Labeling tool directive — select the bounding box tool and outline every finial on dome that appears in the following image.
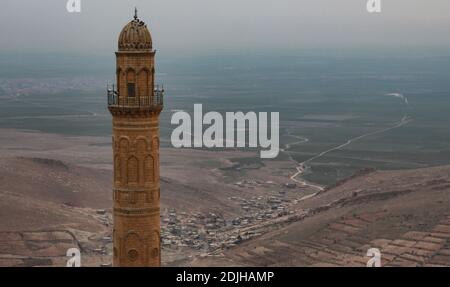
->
[134,7,138,20]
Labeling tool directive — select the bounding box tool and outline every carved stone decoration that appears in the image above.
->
[151,248,158,259]
[144,155,155,184]
[137,138,148,154]
[120,137,129,154]
[127,156,139,184]
[114,155,121,183]
[118,16,152,52]
[152,137,159,153]
[123,231,143,265]
[127,249,139,262]
[109,11,163,267]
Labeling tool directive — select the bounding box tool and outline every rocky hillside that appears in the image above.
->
[193,165,450,267]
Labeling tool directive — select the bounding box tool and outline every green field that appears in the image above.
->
[1,50,450,186]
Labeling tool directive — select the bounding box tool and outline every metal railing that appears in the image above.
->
[107,85,164,108]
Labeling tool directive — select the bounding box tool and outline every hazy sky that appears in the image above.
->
[1,0,450,54]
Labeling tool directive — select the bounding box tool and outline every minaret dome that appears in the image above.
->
[118,9,152,51]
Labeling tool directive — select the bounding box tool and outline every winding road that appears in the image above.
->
[280,133,325,191]
[282,96,412,192]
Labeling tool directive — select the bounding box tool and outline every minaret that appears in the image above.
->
[107,10,163,267]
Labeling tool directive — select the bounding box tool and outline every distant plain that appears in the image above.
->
[1,50,450,186]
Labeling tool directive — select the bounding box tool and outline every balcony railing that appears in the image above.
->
[107,85,164,109]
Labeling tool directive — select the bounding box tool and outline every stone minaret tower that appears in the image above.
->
[107,9,163,267]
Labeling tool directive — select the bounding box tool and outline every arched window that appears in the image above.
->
[138,69,149,98]
[119,138,129,154]
[126,69,136,97]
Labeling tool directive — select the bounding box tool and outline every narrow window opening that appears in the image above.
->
[127,83,136,97]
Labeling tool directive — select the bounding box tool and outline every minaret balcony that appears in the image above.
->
[107,85,164,113]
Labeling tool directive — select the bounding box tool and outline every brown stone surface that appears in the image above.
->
[109,13,163,267]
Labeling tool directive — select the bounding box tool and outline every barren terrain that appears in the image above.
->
[1,128,449,267]
[0,128,311,266]
[193,166,450,266]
